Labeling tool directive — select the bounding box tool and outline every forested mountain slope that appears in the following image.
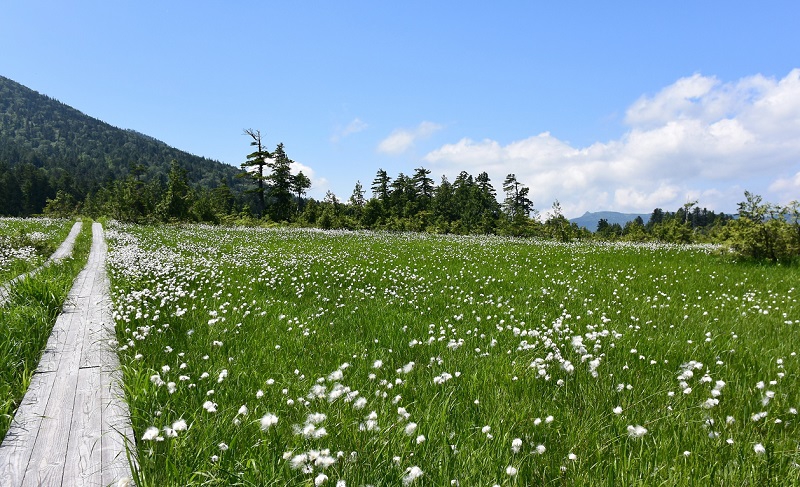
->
[0,75,245,215]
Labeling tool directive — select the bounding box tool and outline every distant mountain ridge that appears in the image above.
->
[570,211,651,231]
[0,74,246,214]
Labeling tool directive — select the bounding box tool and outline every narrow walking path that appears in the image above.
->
[0,222,135,486]
[0,220,83,306]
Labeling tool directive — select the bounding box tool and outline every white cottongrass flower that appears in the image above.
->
[404,422,418,436]
[172,419,188,431]
[217,369,228,383]
[613,406,623,415]
[536,444,546,454]
[142,426,160,441]
[433,372,453,385]
[505,465,518,476]
[627,425,648,438]
[360,411,379,431]
[416,435,426,444]
[218,442,228,451]
[567,453,577,461]
[260,413,279,430]
[511,438,523,453]
[202,400,217,413]
[315,473,328,486]
[754,443,766,454]
[290,453,309,470]
[238,405,249,416]
[403,466,423,485]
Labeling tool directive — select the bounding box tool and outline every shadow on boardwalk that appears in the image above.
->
[0,222,136,486]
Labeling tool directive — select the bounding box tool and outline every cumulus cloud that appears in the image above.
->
[378,121,443,154]
[424,69,800,217]
[290,160,315,178]
[331,118,368,142]
[769,171,800,201]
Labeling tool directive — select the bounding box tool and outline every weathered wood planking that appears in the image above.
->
[0,222,135,487]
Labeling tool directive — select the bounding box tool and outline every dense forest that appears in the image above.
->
[0,75,252,216]
[2,75,799,261]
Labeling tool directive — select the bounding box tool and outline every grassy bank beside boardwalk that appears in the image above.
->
[0,220,92,439]
[0,218,74,284]
[106,223,800,486]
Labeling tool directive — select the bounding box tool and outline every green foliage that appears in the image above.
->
[267,143,294,222]
[107,223,800,485]
[0,220,92,438]
[0,75,248,216]
[157,161,192,222]
[725,192,800,263]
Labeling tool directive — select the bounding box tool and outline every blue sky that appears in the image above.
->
[2,1,799,217]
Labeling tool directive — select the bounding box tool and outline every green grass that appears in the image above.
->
[0,219,93,439]
[0,217,74,283]
[106,224,800,486]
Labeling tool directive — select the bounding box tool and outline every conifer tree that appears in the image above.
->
[240,128,271,217]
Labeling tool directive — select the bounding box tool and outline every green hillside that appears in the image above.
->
[0,75,247,216]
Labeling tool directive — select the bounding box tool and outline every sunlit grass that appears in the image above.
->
[107,224,800,485]
[0,217,73,283]
[0,219,92,438]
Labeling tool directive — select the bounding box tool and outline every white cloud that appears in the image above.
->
[289,160,331,200]
[769,172,800,201]
[331,118,368,142]
[290,160,314,178]
[424,69,800,217]
[378,121,443,154]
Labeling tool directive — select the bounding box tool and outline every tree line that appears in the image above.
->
[5,122,800,262]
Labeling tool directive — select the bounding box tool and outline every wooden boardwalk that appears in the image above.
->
[0,221,83,307]
[0,222,135,486]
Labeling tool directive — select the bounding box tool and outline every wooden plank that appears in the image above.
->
[64,366,103,486]
[49,221,83,262]
[0,370,56,486]
[21,346,81,485]
[101,365,135,487]
[80,256,106,369]
[96,223,136,486]
[0,221,135,486]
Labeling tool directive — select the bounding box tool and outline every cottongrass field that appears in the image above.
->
[105,223,800,486]
[0,218,92,438]
[0,217,74,283]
